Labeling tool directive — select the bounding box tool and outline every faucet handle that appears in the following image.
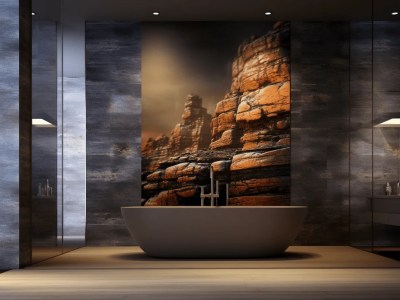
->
[199,185,206,206]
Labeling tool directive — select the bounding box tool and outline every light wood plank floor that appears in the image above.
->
[28,246,400,269]
[0,247,399,299]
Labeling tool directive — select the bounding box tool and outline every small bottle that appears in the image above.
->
[46,179,50,196]
[386,182,392,196]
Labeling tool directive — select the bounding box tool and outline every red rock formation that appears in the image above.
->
[231,22,290,93]
[142,21,291,206]
[210,93,241,150]
[230,148,290,171]
[142,94,212,172]
[145,186,197,206]
[169,94,212,153]
[142,134,170,172]
[228,195,289,206]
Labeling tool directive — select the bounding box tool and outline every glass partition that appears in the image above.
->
[32,0,86,263]
[350,0,400,259]
[31,0,62,263]
[371,14,400,258]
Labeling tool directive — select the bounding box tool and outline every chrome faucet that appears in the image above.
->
[200,167,229,206]
[200,167,219,206]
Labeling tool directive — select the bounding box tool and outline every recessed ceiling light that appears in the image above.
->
[392,11,399,15]
[31,12,36,16]
[153,12,160,16]
[265,12,272,16]
[32,119,55,128]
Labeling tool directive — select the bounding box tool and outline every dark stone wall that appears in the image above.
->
[83,21,399,247]
[291,22,350,245]
[0,0,21,271]
[349,21,373,247]
[0,0,31,269]
[19,0,33,268]
[371,21,400,247]
[86,22,142,245]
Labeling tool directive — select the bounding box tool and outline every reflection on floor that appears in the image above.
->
[31,247,63,264]
[31,246,82,264]
[0,246,399,299]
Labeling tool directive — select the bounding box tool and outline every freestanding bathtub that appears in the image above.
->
[121,206,306,258]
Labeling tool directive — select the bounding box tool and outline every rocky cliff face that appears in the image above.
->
[142,94,212,173]
[211,22,290,152]
[142,22,290,206]
[170,94,212,154]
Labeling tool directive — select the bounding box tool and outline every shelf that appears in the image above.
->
[33,196,56,200]
[371,197,400,226]
[371,196,400,199]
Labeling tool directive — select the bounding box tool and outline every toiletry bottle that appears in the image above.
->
[386,182,392,196]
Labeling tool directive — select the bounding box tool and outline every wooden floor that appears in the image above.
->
[28,246,400,269]
[0,246,400,299]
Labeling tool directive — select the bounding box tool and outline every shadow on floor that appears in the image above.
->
[111,251,320,262]
[375,251,400,261]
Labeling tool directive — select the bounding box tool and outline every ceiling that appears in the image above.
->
[33,0,400,21]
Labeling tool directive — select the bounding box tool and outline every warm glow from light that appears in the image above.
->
[32,119,55,127]
[153,12,160,16]
[375,118,400,127]
[32,12,36,16]
[392,12,399,15]
[265,12,272,15]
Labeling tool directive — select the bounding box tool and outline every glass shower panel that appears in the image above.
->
[32,19,62,263]
[349,20,373,250]
[372,19,400,257]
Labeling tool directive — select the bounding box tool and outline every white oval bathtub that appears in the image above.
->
[121,206,306,258]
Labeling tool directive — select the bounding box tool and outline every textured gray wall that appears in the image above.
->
[63,77,86,247]
[291,22,350,245]
[61,6,86,248]
[86,22,141,245]
[349,21,373,247]
[0,0,31,269]
[0,0,21,271]
[371,21,400,247]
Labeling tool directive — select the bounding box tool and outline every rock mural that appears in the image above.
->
[142,22,290,206]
